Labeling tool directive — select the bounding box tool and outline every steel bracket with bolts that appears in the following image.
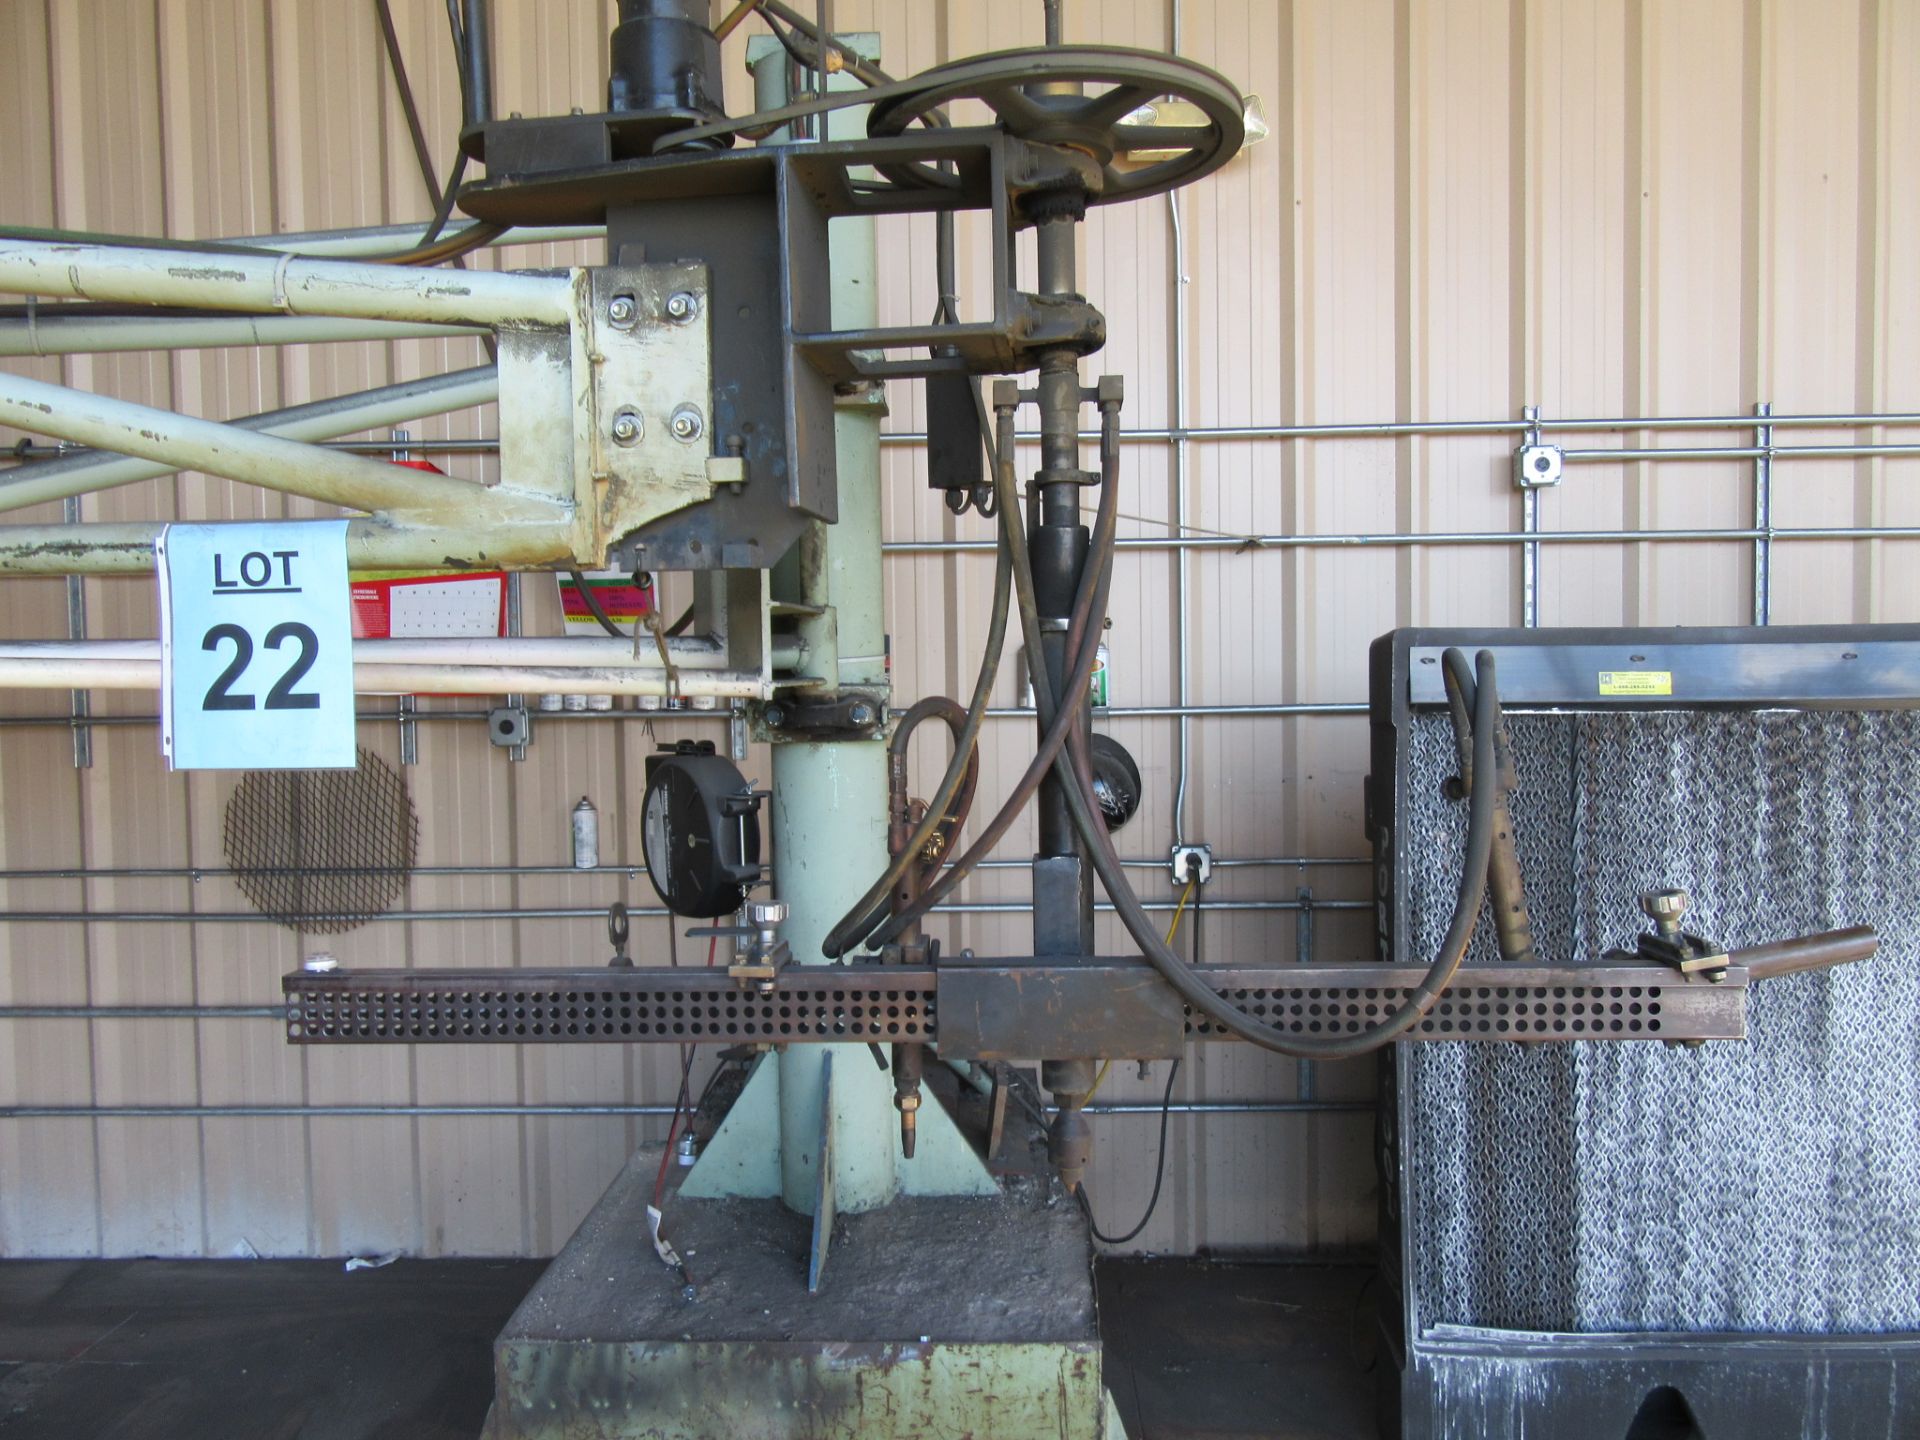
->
[492,261,719,574]
[756,691,887,743]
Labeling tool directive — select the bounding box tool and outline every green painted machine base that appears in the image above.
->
[483,1148,1111,1440]
[681,1047,999,1207]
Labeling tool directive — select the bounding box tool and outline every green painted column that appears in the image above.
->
[681,36,993,1215]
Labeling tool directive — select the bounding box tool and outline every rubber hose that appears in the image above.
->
[862,400,1120,948]
[1003,452,1502,1057]
[888,695,982,884]
[821,522,1014,958]
[1060,650,1500,1059]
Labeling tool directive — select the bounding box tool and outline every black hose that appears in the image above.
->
[1001,426,1501,1056]
[570,569,627,639]
[1058,649,1499,1059]
[860,398,1120,949]
[1078,1056,1179,1246]
[822,518,1014,958]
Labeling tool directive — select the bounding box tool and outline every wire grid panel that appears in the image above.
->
[224,747,419,934]
[1400,709,1920,1334]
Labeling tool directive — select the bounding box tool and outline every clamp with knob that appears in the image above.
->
[728,900,790,996]
[1629,887,1730,980]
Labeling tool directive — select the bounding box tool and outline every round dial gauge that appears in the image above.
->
[640,746,761,918]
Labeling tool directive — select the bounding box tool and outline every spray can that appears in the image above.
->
[571,796,599,870]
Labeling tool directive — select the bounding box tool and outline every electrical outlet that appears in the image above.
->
[1169,843,1212,886]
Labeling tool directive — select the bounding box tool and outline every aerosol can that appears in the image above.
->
[571,796,599,870]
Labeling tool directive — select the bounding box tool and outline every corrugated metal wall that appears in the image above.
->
[1,0,1915,1258]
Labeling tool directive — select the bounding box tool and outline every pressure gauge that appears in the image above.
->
[1088,732,1142,832]
[640,742,762,918]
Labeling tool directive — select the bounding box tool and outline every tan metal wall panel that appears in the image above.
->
[1,1,1915,1259]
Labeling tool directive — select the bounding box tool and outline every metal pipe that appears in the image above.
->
[1082,1113,1367,1121]
[1732,925,1878,981]
[0,1104,679,1119]
[0,655,774,701]
[0,515,576,575]
[1520,405,1541,627]
[219,220,600,257]
[62,492,89,768]
[0,1100,1369,1120]
[0,1005,281,1019]
[460,0,494,129]
[872,411,1920,443]
[1168,0,1194,846]
[0,240,570,327]
[1564,443,1920,461]
[1754,402,1774,625]
[0,313,480,358]
[0,636,794,671]
[884,525,1920,556]
[989,703,1365,717]
[15,411,1907,461]
[0,371,524,516]
[20,404,1909,457]
[0,856,1363,882]
[0,701,1371,728]
[0,898,1368,924]
[0,366,499,513]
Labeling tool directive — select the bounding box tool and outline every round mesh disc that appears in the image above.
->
[224,747,418,934]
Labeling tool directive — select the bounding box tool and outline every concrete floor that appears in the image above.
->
[0,1255,1375,1438]
[1098,1258,1376,1440]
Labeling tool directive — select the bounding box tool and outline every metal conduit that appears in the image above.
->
[0,855,1365,882]
[885,525,1920,555]
[0,898,1369,924]
[0,700,1369,730]
[9,410,1920,464]
[0,1100,1367,1120]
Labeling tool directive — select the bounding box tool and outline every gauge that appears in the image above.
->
[1088,732,1142,832]
[640,741,762,918]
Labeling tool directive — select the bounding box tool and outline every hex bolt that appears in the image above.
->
[665,291,699,323]
[608,294,637,326]
[1641,888,1690,940]
[669,405,705,443]
[611,409,643,446]
[848,701,875,728]
[763,704,787,729]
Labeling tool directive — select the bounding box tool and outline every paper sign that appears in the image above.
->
[157,520,356,770]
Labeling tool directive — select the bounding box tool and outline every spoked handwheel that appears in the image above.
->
[865,46,1246,207]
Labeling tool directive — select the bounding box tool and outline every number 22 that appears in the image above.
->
[202,622,322,711]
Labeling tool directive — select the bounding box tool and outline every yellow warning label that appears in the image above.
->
[1598,670,1673,697]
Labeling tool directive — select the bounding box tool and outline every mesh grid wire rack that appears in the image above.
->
[224,747,418,933]
[1368,625,1920,1440]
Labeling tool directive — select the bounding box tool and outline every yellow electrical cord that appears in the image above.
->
[1085,874,1198,1103]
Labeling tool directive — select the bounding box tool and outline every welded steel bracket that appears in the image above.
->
[939,959,1185,1061]
[494,261,718,569]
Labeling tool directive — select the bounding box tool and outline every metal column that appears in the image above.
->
[681,35,992,1214]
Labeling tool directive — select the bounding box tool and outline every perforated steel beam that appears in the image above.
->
[282,959,1752,1047]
